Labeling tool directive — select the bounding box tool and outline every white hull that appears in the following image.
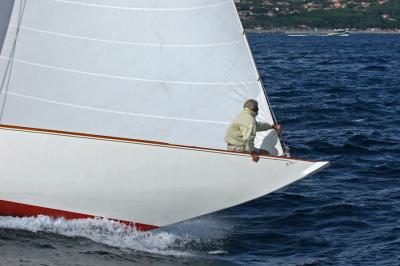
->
[0,125,329,228]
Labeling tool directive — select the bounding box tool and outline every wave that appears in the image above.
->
[362,65,388,71]
[0,215,226,257]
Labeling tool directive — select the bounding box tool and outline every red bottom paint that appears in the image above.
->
[0,199,159,231]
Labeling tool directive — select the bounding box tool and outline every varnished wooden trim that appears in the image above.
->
[0,124,320,163]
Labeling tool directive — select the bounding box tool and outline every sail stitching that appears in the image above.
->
[10,25,243,48]
[3,91,230,125]
[0,56,257,86]
[51,0,231,11]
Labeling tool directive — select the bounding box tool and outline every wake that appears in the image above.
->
[0,215,228,256]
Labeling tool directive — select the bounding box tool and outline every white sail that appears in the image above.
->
[0,0,283,155]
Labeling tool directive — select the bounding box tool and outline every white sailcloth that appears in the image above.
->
[0,0,283,155]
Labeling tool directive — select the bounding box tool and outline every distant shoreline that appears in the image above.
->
[245,29,400,34]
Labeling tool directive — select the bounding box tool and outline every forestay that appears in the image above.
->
[0,0,284,155]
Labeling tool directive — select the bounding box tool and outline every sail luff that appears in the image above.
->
[242,32,288,155]
[228,0,285,155]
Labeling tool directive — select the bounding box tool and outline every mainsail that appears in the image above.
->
[0,0,284,155]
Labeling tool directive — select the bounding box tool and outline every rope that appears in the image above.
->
[0,0,27,123]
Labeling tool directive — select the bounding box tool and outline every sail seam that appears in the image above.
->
[51,0,231,11]
[3,91,230,125]
[0,56,257,86]
[10,25,243,48]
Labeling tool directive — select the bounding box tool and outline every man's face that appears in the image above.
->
[253,104,259,114]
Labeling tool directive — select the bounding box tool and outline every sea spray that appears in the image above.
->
[0,216,189,256]
[0,215,227,257]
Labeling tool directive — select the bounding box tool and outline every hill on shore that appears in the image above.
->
[235,0,400,30]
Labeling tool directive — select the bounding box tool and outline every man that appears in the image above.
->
[225,99,282,162]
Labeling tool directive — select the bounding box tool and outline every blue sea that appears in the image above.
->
[1,33,399,265]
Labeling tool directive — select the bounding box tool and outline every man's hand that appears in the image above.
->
[273,124,283,134]
[251,152,259,163]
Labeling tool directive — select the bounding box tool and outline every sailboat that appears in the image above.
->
[0,0,329,231]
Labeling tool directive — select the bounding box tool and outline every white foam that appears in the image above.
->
[208,250,228,255]
[0,216,190,256]
[0,215,228,257]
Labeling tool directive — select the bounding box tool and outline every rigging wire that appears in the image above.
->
[0,0,27,123]
[257,73,291,157]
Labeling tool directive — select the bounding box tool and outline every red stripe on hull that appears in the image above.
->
[0,199,159,231]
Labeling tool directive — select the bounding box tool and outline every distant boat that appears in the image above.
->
[0,0,329,230]
[287,34,310,37]
[327,29,350,36]
[286,28,318,37]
